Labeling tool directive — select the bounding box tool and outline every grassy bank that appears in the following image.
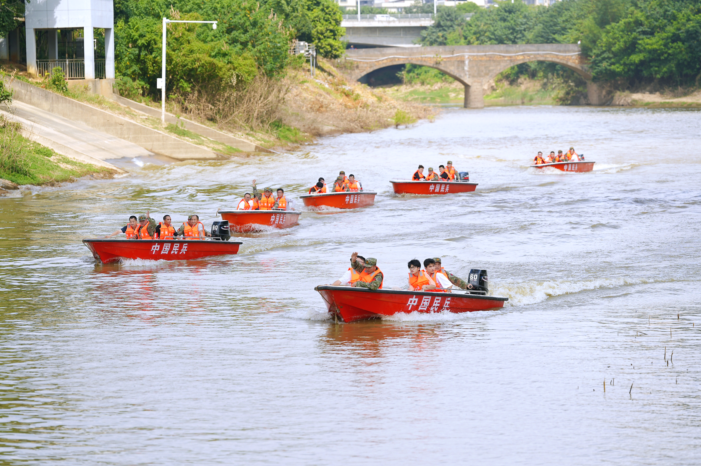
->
[0,117,114,187]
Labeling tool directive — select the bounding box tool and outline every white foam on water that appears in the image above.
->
[593,162,638,173]
[381,308,500,323]
[118,258,173,267]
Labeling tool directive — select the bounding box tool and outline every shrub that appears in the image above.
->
[45,67,69,93]
[392,109,416,128]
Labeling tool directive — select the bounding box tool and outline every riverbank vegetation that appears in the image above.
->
[377,0,700,106]
[0,116,113,187]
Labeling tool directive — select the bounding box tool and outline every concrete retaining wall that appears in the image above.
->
[3,77,221,161]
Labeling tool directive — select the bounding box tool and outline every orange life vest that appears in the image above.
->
[408,270,433,291]
[348,267,360,284]
[183,221,204,239]
[138,224,153,240]
[426,171,439,181]
[447,167,457,180]
[348,181,360,192]
[158,222,175,240]
[340,176,349,184]
[309,185,327,194]
[238,198,252,210]
[359,268,383,289]
[276,196,287,210]
[333,183,346,193]
[534,156,545,165]
[413,171,426,181]
[260,195,275,210]
[429,271,448,292]
[125,225,137,239]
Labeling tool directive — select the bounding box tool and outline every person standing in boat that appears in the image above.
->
[434,257,469,290]
[273,188,288,211]
[446,161,458,180]
[156,215,176,240]
[425,167,440,181]
[350,255,384,290]
[332,253,366,286]
[412,165,426,180]
[105,215,139,239]
[177,215,207,239]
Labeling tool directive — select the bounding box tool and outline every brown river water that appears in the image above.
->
[0,106,699,464]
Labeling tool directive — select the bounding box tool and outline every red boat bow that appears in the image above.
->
[218,209,301,232]
[315,285,508,323]
[83,239,242,263]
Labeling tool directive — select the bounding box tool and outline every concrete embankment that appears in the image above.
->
[3,77,223,161]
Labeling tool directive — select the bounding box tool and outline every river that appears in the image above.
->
[0,106,699,464]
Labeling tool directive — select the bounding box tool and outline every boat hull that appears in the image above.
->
[531,161,595,172]
[300,192,376,209]
[218,210,301,232]
[82,239,242,263]
[390,180,478,195]
[315,286,507,323]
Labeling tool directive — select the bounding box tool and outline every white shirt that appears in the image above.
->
[434,272,453,289]
[237,199,253,210]
[337,269,353,285]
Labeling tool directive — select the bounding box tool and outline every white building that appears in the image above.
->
[22,0,115,80]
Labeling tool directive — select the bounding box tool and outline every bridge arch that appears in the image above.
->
[484,56,592,83]
[358,61,469,87]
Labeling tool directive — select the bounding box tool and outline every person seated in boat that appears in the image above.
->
[545,151,556,163]
[533,151,546,165]
[425,167,440,181]
[237,193,254,210]
[434,257,469,290]
[252,192,261,210]
[347,174,362,192]
[178,215,207,239]
[309,181,326,194]
[338,171,350,184]
[424,258,453,292]
[566,147,580,161]
[438,165,451,181]
[332,177,349,193]
[332,253,366,286]
[556,150,566,162]
[350,256,384,290]
[273,188,288,211]
[135,214,157,240]
[413,165,426,181]
[446,161,458,180]
[156,215,176,240]
[105,215,139,239]
[407,259,437,292]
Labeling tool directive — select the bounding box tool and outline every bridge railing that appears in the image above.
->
[342,13,472,21]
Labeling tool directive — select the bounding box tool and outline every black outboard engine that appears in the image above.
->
[467,269,488,293]
[458,171,470,182]
[211,221,231,241]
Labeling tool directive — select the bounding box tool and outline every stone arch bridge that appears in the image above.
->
[337,44,603,108]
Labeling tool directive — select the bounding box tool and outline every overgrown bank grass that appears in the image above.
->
[0,118,113,185]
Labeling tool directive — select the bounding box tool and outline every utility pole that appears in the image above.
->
[357,0,360,21]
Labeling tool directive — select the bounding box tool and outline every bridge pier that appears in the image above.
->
[586,81,606,105]
[464,83,484,109]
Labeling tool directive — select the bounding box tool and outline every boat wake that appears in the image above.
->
[381,308,502,322]
[593,163,639,173]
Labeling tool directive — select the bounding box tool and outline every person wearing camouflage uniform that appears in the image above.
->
[351,254,383,290]
[136,214,157,239]
[176,214,209,238]
[435,257,469,290]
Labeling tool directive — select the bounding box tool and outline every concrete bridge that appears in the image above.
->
[336,44,604,108]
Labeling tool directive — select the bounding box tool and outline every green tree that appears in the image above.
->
[456,2,481,15]
[0,0,24,39]
[420,8,468,46]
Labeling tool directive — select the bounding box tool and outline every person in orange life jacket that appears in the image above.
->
[273,188,288,210]
[566,147,580,161]
[338,171,350,184]
[309,181,326,194]
[556,150,566,162]
[253,183,275,210]
[424,258,453,291]
[106,215,138,238]
[155,215,176,240]
[319,177,327,191]
[425,167,439,181]
[237,193,254,210]
[347,174,362,192]
[135,214,156,239]
[446,161,458,180]
[350,254,383,290]
[332,253,366,286]
[332,177,349,192]
[533,151,546,165]
[438,165,451,180]
[252,192,261,210]
[413,165,426,180]
[544,151,555,163]
[177,214,207,239]
[407,259,437,292]
[434,257,469,290]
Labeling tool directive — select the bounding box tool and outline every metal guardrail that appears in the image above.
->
[341,13,471,20]
[36,59,106,79]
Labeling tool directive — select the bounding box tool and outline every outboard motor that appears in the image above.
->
[211,221,231,241]
[458,171,470,182]
[467,269,488,293]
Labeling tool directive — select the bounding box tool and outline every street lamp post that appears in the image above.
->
[160,18,218,125]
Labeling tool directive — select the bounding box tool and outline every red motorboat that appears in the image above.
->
[83,239,242,263]
[218,209,301,232]
[300,192,376,210]
[390,180,478,195]
[531,161,595,172]
[315,285,508,323]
